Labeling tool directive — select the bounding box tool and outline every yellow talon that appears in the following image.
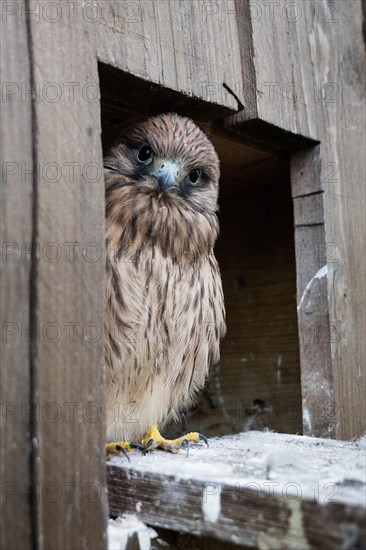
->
[106,441,133,456]
[141,424,208,454]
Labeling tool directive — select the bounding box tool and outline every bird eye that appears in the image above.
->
[137,145,153,163]
[188,168,201,184]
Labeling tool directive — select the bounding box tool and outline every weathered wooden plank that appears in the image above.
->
[316,0,366,440]
[292,177,335,438]
[27,2,108,548]
[0,2,33,548]
[107,432,366,549]
[294,223,336,438]
[291,150,337,438]
[94,0,242,113]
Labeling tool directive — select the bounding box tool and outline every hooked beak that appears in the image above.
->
[151,159,180,191]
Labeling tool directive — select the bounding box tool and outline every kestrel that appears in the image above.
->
[104,113,226,455]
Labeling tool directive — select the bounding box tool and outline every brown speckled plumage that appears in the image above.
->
[104,113,226,442]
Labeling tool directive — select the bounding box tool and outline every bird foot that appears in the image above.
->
[141,424,208,455]
[106,441,143,461]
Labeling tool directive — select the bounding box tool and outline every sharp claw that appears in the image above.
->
[115,445,130,462]
[199,433,209,447]
[142,438,155,456]
[130,442,145,452]
[181,439,190,457]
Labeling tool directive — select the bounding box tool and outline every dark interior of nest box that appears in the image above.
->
[99,62,302,437]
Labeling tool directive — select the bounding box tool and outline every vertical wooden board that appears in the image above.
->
[319,1,366,439]
[0,3,33,548]
[94,0,242,112]
[294,220,336,438]
[28,2,108,548]
[326,189,366,440]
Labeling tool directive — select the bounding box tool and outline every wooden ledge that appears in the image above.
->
[107,431,366,549]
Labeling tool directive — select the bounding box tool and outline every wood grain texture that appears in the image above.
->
[294,219,336,438]
[318,0,365,440]
[27,2,108,548]
[107,432,366,549]
[0,2,33,547]
[94,0,242,112]
[292,150,336,438]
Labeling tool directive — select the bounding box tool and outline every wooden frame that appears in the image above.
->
[1,1,364,548]
[108,432,366,549]
[1,2,108,548]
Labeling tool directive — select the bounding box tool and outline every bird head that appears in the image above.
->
[104,113,220,215]
[105,113,221,261]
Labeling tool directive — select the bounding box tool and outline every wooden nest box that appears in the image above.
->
[1,1,365,549]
